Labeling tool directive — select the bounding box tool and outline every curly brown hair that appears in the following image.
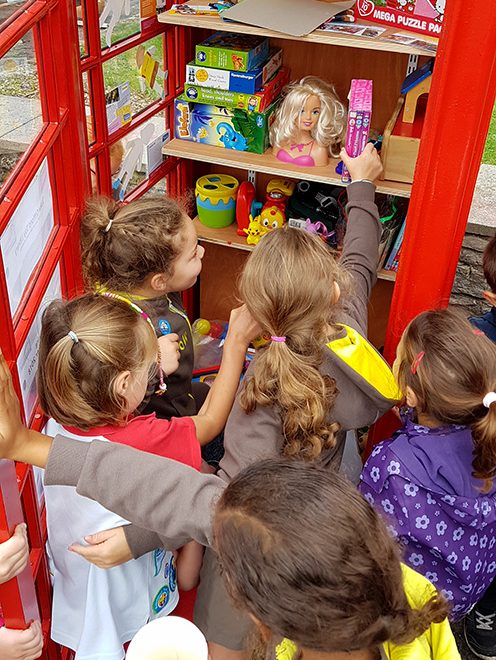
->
[395,308,496,492]
[238,226,351,460]
[214,459,449,656]
[80,195,186,292]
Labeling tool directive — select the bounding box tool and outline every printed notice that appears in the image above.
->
[16,266,61,422]
[0,158,54,316]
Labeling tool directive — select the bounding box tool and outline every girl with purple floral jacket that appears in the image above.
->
[359,309,496,621]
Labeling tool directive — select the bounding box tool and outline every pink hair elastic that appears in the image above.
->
[271,336,286,343]
[410,351,425,375]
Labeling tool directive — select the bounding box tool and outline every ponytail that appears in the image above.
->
[472,396,496,492]
[239,339,339,459]
[80,195,186,292]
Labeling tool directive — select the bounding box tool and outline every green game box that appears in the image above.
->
[195,32,270,73]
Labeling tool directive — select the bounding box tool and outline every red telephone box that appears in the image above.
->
[0,0,495,656]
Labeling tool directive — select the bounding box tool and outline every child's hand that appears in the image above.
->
[0,620,43,659]
[340,143,383,182]
[225,305,262,348]
[158,333,180,376]
[0,524,29,584]
[69,526,132,569]
[0,351,30,462]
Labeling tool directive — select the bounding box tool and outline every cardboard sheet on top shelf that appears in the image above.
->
[222,0,355,38]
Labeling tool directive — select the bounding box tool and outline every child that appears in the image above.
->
[0,145,400,657]
[36,293,257,660]
[359,308,496,624]
[0,524,43,660]
[80,195,223,462]
[470,232,496,341]
[214,458,460,660]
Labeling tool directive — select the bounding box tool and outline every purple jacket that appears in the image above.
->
[359,411,496,620]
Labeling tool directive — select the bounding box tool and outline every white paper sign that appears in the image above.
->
[16,266,61,422]
[0,158,54,316]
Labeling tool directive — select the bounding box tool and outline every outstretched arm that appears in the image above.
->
[0,351,224,548]
[191,305,261,445]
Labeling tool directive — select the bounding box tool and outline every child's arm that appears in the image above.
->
[0,351,224,549]
[191,305,261,446]
[339,144,383,332]
[176,541,204,591]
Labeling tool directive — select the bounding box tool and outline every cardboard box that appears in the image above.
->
[184,66,290,113]
[185,48,283,94]
[174,94,279,154]
[195,32,270,72]
[354,0,444,36]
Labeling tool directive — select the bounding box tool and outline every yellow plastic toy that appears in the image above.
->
[259,206,285,231]
[244,214,269,245]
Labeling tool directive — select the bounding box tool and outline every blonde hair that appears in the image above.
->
[80,195,187,292]
[238,227,350,459]
[270,76,346,157]
[396,308,496,492]
[37,294,157,430]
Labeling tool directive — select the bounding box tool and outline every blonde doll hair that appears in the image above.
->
[238,226,351,460]
[270,76,346,157]
[37,294,157,430]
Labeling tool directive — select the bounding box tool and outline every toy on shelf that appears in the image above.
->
[286,180,343,248]
[236,178,295,237]
[186,49,282,94]
[244,214,268,245]
[195,174,239,228]
[381,58,434,184]
[195,32,269,72]
[174,95,278,154]
[341,79,373,183]
[354,0,444,36]
[270,76,346,168]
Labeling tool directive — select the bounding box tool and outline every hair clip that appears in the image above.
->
[410,351,425,375]
[271,336,286,343]
[483,392,496,408]
[104,219,113,233]
[472,328,486,336]
[67,330,79,344]
[99,291,167,395]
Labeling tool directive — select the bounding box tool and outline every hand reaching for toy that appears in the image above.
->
[0,524,29,584]
[158,333,180,376]
[340,142,383,183]
[224,304,262,349]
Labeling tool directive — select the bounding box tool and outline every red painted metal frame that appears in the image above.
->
[383,0,496,363]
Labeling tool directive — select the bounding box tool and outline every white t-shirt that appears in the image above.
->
[43,420,179,660]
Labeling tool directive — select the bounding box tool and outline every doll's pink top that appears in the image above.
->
[276,140,316,167]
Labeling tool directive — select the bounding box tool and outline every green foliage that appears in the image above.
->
[482,103,496,166]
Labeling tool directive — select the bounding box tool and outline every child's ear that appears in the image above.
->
[483,290,496,307]
[405,385,419,409]
[331,281,341,304]
[114,371,131,398]
[149,272,169,293]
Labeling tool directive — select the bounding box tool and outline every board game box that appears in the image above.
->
[354,0,444,36]
[195,32,270,72]
[185,48,282,94]
[184,67,290,113]
[174,94,279,154]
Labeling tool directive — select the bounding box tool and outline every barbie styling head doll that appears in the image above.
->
[270,76,346,168]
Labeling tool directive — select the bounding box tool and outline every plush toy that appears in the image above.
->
[271,76,346,168]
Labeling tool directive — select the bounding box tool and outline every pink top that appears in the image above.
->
[276,140,316,167]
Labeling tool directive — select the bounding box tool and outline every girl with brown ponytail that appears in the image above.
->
[215,459,459,660]
[360,308,496,623]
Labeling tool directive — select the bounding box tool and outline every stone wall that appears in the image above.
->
[450,228,493,317]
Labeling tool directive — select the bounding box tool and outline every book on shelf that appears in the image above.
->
[383,218,406,272]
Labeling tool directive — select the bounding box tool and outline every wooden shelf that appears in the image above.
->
[157,11,437,57]
[194,217,397,282]
[164,139,412,198]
